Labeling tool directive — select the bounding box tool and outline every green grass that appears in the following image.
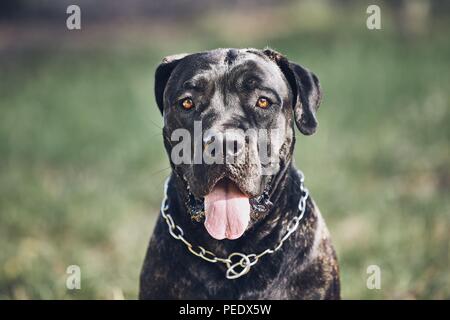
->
[0,7,449,299]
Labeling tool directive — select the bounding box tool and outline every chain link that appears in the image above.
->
[160,171,309,279]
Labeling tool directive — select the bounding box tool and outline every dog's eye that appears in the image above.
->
[179,98,195,110]
[256,97,271,109]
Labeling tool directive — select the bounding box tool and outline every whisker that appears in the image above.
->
[149,166,171,177]
[148,118,163,131]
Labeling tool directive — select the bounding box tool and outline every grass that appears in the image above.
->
[0,5,449,299]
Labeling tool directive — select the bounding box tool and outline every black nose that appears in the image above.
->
[203,131,244,159]
[203,132,216,148]
[203,132,221,159]
[224,131,244,156]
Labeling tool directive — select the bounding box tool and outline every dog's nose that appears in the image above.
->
[203,132,220,148]
[203,131,244,160]
[224,131,244,156]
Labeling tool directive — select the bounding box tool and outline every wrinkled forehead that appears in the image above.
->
[170,49,286,88]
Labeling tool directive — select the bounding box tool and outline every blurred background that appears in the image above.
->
[0,0,448,299]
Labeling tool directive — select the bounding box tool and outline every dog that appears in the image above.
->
[139,48,340,299]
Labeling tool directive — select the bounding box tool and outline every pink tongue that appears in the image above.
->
[204,180,250,240]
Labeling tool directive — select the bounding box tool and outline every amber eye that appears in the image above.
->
[256,97,271,109]
[180,98,195,110]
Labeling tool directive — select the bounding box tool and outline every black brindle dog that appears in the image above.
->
[139,48,340,299]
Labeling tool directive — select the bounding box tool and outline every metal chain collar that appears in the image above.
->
[160,171,309,279]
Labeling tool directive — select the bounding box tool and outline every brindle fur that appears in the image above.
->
[139,48,340,299]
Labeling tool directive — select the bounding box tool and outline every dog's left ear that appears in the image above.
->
[155,53,190,115]
[263,49,322,135]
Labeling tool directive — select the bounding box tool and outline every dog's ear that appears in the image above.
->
[155,53,190,115]
[263,49,322,135]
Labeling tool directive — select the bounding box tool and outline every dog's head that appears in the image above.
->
[155,48,322,240]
